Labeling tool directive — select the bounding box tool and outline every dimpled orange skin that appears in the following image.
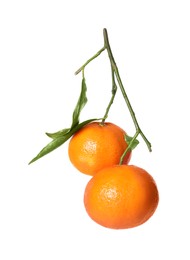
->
[68,122,131,175]
[84,165,159,229]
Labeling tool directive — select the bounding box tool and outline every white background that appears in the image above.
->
[0,0,190,259]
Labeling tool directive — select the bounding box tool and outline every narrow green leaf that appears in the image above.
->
[28,134,71,165]
[29,118,99,164]
[46,128,70,139]
[124,134,139,150]
[45,77,87,140]
[71,77,87,128]
[70,118,99,133]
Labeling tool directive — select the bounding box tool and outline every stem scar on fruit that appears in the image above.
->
[29,28,151,165]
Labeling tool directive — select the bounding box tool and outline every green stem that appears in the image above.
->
[75,47,105,75]
[103,28,152,152]
[119,131,139,164]
[101,64,117,123]
[103,29,139,130]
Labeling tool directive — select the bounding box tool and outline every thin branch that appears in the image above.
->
[75,47,105,75]
[103,28,152,152]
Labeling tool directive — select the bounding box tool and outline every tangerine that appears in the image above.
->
[84,165,159,229]
[68,122,131,175]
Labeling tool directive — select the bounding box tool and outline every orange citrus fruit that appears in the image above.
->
[68,122,131,175]
[84,165,159,229]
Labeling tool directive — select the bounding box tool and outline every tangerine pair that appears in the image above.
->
[68,122,159,229]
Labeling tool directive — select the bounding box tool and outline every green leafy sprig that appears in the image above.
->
[29,28,151,165]
[29,76,98,164]
[74,29,152,163]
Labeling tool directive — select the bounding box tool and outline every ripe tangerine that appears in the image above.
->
[84,165,159,229]
[68,122,131,175]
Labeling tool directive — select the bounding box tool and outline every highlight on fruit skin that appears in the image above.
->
[84,165,159,229]
[68,122,132,176]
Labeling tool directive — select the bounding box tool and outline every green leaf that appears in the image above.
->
[29,74,99,165]
[124,134,139,150]
[70,118,99,133]
[71,77,87,129]
[29,118,99,164]
[28,134,71,165]
[46,128,70,139]
[44,77,87,140]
